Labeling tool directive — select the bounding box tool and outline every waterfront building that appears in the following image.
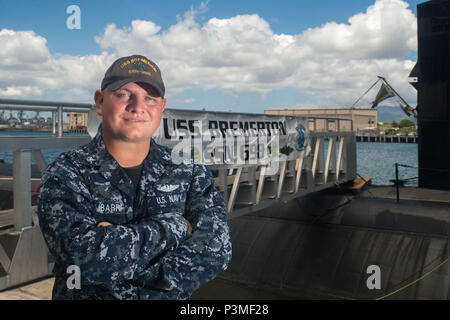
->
[67,112,88,129]
[264,107,377,133]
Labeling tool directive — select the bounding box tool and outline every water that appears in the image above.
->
[0,131,88,137]
[0,131,418,186]
[356,142,418,186]
[0,130,88,166]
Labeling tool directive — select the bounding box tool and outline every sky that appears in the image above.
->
[0,0,424,114]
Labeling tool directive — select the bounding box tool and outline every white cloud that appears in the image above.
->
[301,0,417,60]
[0,86,42,97]
[0,29,50,67]
[0,29,114,100]
[0,0,418,108]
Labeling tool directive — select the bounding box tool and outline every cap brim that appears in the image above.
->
[106,78,164,97]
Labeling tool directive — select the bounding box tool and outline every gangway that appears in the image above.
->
[212,128,355,219]
[0,99,356,291]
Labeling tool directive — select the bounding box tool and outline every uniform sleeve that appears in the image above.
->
[37,163,190,285]
[136,164,232,298]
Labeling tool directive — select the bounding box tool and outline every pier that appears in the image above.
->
[0,98,447,301]
[356,134,417,143]
[0,98,357,291]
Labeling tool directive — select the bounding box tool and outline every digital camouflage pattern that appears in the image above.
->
[37,132,232,299]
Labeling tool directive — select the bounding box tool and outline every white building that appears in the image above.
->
[264,107,377,133]
[67,112,88,129]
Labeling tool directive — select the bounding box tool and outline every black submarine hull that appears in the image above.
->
[195,187,450,300]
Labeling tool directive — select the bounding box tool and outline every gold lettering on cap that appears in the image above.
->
[120,57,157,73]
[128,69,152,76]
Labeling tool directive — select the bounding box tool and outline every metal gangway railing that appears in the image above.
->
[213,118,356,219]
[0,98,356,291]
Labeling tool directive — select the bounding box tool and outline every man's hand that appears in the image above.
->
[97,221,112,228]
[97,218,192,235]
[185,218,192,236]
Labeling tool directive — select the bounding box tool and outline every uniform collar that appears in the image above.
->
[148,138,173,165]
[139,138,173,187]
[86,132,173,191]
[87,131,173,165]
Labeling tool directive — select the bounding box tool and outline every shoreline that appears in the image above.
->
[0,128,87,133]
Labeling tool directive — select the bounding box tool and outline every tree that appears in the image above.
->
[391,120,399,128]
[399,119,415,128]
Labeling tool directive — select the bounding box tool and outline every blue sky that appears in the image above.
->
[0,0,423,113]
[1,0,421,55]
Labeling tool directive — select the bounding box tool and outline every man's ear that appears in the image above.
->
[161,98,167,112]
[94,90,104,116]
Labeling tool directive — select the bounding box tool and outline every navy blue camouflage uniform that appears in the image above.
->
[37,131,232,299]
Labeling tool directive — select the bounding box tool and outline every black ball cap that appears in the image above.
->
[101,55,165,98]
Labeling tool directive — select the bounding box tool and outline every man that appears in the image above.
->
[37,54,232,299]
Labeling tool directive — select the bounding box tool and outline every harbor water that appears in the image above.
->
[357,141,418,186]
[0,131,418,186]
